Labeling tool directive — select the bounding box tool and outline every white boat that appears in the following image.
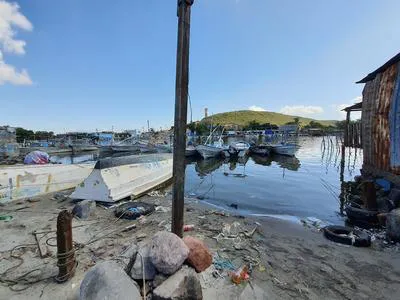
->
[185,145,198,157]
[196,126,227,159]
[196,144,223,159]
[0,163,94,203]
[270,143,297,156]
[230,141,250,157]
[71,153,172,202]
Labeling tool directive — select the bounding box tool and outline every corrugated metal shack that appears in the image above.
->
[356,52,400,183]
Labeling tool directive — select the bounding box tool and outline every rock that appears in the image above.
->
[239,283,266,300]
[130,243,156,280]
[72,200,96,219]
[152,274,168,289]
[149,231,189,275]
[119,244,138,273]
[389,188,400,208]
[377,213,388,226]
[183,236,212,272]
[386,209,400,242]
[152,266,202,300]
[377,197,395,213]
[79,261,141,300]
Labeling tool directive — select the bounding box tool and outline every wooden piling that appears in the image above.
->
[362,180,377,211]
[56,210,75,282]
[172,0,194,237]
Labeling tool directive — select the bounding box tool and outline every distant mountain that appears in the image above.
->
[200,110,337,127]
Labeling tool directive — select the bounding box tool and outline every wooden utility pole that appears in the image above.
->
[172,0,194,237]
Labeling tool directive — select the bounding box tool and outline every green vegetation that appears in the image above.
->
[16,127,55,143]
[201,110,336,128]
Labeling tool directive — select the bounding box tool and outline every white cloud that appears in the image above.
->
[248,105,266,112]
[334,96,362,120]
[280,105,324,116]
[0,0,33,85]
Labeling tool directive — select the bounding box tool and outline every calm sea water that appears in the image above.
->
[51,137,362,224]
[185,137,362,224]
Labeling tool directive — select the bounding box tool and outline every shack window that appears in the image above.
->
[390,62,400,167]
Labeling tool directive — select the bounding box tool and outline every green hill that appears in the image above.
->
[200,110,337,127]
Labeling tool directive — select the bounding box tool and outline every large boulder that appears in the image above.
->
[149,231,189,275]
[79,261,141,300]
[130,243,156,280]
[153,266,202,300]
[386,209,400,242]
[183,236,212,272]
[72,200,96,219]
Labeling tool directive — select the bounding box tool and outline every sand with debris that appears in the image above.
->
[1,189,400,300]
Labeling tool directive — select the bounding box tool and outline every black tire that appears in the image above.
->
[345,206,378,223]
[114,202,155,220]
[323,225,371,247]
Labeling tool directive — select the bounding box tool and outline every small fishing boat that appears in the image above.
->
[196,144,223,159]
[229,141,251,157]
[185,144,198,157]
[196,127,226,159]
[71,153,172,202]
[269,142,297,156]
[249,144,271,156]
[0,163,94,203]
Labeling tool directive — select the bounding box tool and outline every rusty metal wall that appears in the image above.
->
[362,63,400,175]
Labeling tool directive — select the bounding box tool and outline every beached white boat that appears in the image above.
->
[270,143,297,156]
[71,153,172,202]
[0,163,94,203]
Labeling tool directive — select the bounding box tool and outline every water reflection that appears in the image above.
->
[185,137,363,224]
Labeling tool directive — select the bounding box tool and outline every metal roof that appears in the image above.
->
[341,102,362,112]
[357,52,400,84]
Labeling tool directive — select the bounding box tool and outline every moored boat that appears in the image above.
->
[195,144,222,159]
[185,144,198,157]
[249,144,271,156]
[70,153,172,202]
[270,143,297,156]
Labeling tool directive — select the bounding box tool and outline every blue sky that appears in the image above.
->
[1,0,400,133]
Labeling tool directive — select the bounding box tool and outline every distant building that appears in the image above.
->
[0,126,19,158]
[279,124,298,134]
[204,107,208,118]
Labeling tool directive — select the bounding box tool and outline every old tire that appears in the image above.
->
[345,206,378,223]
[114,202,155,220]
[323,225,371,247]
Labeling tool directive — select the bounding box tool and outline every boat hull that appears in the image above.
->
[0,163,94,203]
[270,144,296,156]
[71,153,173,202]
[195,145,222,159]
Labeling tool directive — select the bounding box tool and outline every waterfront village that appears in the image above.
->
[2,53,400,299]
[2,2,400,300]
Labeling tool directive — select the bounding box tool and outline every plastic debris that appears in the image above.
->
[230,265,249,284]
[183,224,195,232]
[24,151,49,165]
[0,215,13,221]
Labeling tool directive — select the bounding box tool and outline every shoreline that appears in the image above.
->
[1,190,400,299]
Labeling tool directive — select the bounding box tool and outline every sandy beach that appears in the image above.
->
[1,189,400,300]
